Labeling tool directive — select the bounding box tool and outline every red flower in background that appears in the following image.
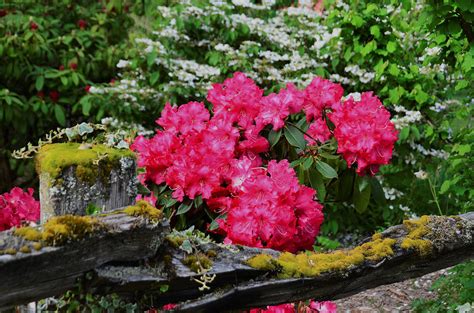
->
[0,187,40,231]
[49,90,60,102]
[37,90,45,99]
[30,21,38,31]
[0,9,7,17]
[77,19,87,29]
[58,65,65,71]
[69,63,77,70]
[84,85,91,93]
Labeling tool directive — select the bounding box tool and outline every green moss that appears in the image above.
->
[4,248,17,255]
[248,216,437,278]
[182,253,213,273]
[246,254,276,271]
[247,237,397,278]
[166,235,185,248]
[123,201,163,222]
[401,215,432,255]
[41,215,105,246]
[20,245,31,253]
[35,143,135,182]
[206,249,217,258]
[32,242,42,251]
[14,226,42,241]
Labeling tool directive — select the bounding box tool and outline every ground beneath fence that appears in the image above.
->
[334,268,449,312]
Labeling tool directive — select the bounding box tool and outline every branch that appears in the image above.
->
[0,213,472,311]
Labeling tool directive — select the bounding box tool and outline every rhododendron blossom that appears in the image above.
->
[0,187,40,231]
[249,300,337,313]
[132,72,397,254]
[329,92,398,175]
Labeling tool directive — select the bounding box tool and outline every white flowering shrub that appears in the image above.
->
[83,0,472,233]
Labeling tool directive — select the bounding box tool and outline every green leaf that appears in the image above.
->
[315,160,338,179]
[415,89,429,104]
[358,176,370,192]
[35,76,44,91]
[386,41,397,53]
[150,72,160,85]
[60,76,68,86]
[370,177,386,205]
[351,15,365,28]
[82,99,92,116]
[209,213,227,231]
[309,168,326,201]
[388,64,400,76]
[72,73,79,86]
[353,178,371,213]
[54,105,66,126]
[370,25,381,38]
[302,157,314,170]
[440,180,451,194]
[284,125,306,150]
[268,129,282,148]
[176,202,192,215]
[159,285,169,293]
[399,127,410,141]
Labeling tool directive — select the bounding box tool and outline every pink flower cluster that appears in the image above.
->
[329,92,398,175]
[132,72,397,251]
[0,187,40,231]
[250,300,337,313]
[132,73,324,252]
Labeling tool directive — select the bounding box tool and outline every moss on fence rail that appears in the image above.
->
[247,215,473,278]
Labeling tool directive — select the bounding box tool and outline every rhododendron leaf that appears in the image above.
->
[164,198,177,208]
[209,213,227,231]
[268,129,282,148]
[150,72,160,85]
[309,168,326,201]
[193,196,203,208]
[302,157,314,170]
[318,152,340,160]
[315,160,337,179]
[370,177,386,205]
[177,202,192,215]
[358,176,370,193]
[353,178,371,213]
[337,170,355,201]
[290,158,305,168]
[72,73,79,86]
[81,98,91,116]
[60,76,68,86]
[284,125,306,150]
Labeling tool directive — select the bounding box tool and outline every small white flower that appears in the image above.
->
[414,170,428,180]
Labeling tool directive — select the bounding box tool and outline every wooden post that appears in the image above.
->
[36,143,137,222]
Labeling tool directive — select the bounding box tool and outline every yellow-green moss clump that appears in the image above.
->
[247,237,397,278]
[19,246,31,253]
[35,143,135,183]
[14,215,105,246]
[123,200,163,223]
[400,215,432,255]
[42,215,104,246]
[182,253,213,273]
[14,227,42,241]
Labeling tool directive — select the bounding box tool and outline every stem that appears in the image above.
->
[428,177,442,216]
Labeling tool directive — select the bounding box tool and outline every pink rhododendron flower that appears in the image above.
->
[329,92,398,175]
[0,187,40,231]
[309,300,337,313]
[305,118,332,145]
[304,77,344,122]
[135,192,157,206]
[207,72,263,129]
[250,303,295,313]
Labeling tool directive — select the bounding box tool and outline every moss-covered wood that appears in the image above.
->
[0,206,169,309]
[36,143,137,221]
[0,213,472,311]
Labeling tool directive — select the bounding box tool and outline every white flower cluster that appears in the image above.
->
[409,142,450,160]
[383,187,404,201]
[344,65,375,84]
[391,105,423,129]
